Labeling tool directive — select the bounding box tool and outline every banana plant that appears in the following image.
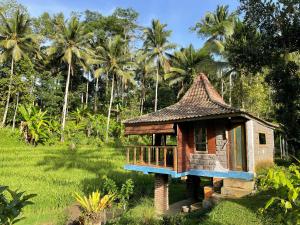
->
[18,105,50,145]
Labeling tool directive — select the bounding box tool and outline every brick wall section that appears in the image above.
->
[215,125,228,169]
[190,123,228,171]
[154,174,169,213]
[253,121,274,171]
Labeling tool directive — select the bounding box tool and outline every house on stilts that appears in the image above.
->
[123,73,277,213]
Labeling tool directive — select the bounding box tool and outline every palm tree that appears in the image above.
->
[192,5,236,104]
[93,35,133,142]
[165,44,215,98]
[192,5,236,54]
[135,52,156,115]
[47,16,93,141]
[0,10,40,127]
[143,19,175,111]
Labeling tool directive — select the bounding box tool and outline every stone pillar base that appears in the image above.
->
[154,174,169,213]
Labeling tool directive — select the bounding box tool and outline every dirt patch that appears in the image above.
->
[66,203,82,225]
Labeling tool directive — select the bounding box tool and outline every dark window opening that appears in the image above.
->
[259,133,266,145]
[195,127,207,151]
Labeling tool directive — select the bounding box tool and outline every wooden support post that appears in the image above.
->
[126,148,130,163]
[140,147,144,163]
[148,147,151,165]
[156,147,159,166]
[173,147,178,172]
[133,147,136,164]
[164,147,167,167]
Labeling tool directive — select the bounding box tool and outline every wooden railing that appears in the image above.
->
[126,145,178,172]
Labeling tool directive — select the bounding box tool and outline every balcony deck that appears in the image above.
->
[126,145,178,172]
[124,145,254,180]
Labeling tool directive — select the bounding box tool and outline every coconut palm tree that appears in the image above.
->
[92,35,134,142]
[47,16,94,141]
[165,44,215,98]
[0,10,40,127]
[192,5,236,54]
[192,5,237,104]
[143,19,175,111]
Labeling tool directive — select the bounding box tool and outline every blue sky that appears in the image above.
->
[18,0,239,48]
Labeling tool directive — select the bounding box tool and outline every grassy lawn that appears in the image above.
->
[0,129,276,225]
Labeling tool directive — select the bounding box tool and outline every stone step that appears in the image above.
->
[221,186,253,198]
[223,178,255,190]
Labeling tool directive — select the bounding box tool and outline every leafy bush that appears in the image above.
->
[161,214,187,225]
[114,198,160,225]
[0,186,36,225]
[259,161,300,224]
[102,176,134,210]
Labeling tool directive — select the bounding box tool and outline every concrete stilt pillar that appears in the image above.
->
[154,174,169,213]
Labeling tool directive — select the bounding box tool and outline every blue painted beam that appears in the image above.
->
[124,164,254,180]
[188,169,254,180]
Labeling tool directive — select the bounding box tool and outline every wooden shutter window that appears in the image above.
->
[207,126,216,154]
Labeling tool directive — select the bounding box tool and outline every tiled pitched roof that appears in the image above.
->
[124,73,241,125]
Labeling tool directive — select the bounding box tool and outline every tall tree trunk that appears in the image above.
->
[154,61,159,112]
[81,93,84,108]
[85,79,89,108]
[12,92,19,129]
[1,58,14,127]
[105,76,114,142]
[140,76,145,116]
[229,72,232,106]
[30,75,35,105]
[61,63,72,142]
[94,77,99,113]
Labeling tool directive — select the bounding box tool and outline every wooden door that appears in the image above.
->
[229,124,247,171]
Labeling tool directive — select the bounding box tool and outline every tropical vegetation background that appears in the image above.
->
[0,0,299,225]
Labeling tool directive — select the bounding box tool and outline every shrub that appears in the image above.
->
[116,198,160,225]
[0,186,36,225]
[162,214,187,225]
[259,161,300,225]
[102,176,134,210]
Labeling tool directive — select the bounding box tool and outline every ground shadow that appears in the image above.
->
[37,148,119,174]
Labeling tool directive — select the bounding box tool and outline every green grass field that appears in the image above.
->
[0,129,154,224]
[0,129,276,225]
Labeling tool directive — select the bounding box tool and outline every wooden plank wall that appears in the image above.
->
[125,123,175,135]
[177,123,194,173]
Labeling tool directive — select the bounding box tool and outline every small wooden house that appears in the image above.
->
[123,73,276,213]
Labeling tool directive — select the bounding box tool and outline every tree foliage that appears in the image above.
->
[226,0,300,155]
